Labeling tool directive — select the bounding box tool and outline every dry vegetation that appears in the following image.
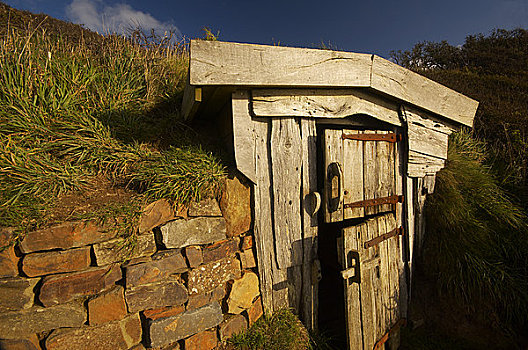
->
[0,3,225,243]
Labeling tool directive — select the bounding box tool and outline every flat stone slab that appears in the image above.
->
[88,286,127,326]
[46,313,142,350]
[22,246,91,277]
[0,302,86,339]
[184,329,218,350]
[0,336,40,350]
[149,302,223,347]
[188,198,222,217]
[0,277,38,312]
[219,314,248,341]
[126,249,187,288]
[227,272,260,314]
[220,174,251,237]
[187,257,241,295]
[0,228,18,278]
[19,221,115,253]
[139,199,176,234]
[39,265,121,307]
[125,280,188,313]
[202,239,238,264]
[93,232,156,266]
[161,217,227,249]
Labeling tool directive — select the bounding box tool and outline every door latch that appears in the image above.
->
[327,162,343,213]
[340,251,360,284]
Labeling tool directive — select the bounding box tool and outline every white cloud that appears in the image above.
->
[66,0,180,36]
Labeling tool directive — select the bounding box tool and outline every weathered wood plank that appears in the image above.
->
[190,40,372,87]
[342,225,364,350]
[423,174,436,194]
[324,129,344,223]
[413,178,428,258]
[408,151,445,177]
[271,261,290,311]
[403,106,454,135]
[362,218,381,349]
[377,131,394,213]
[385,214,402,350]
[286,265,303,315]
[394,132,408,321]
[232,90,256,183]
[300,118,318,330]
[251,89,401,126]
[270,118,303,269]
[377,214,391,343]
[252,118,275,314]
[188,40,478,127]
[363,130,379,216]
[408,122,449,159]
[343,129,364,219]
[405,177,416,297]
[182,84,202,121]
[371,55,479,127]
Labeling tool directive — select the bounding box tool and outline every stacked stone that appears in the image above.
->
[0,174,263,350]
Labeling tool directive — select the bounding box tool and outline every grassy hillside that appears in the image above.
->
[0,3,225,242]
[392,29,528,345]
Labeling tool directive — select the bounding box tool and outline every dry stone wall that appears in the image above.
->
[0,174,262,350]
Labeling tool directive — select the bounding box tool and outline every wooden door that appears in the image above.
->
[325,128,406,349]
[339,213,405,350]
[324,129,401,223]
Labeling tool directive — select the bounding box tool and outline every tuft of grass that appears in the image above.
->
[424,131,528,332]
[228,309,310,350]
[0,21,225,240]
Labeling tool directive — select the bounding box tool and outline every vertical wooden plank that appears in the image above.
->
[363,130,379,216]
[232,91,256,182]
[301,118,318,330]
[386,214,402,350]
[394,129,408,320]
[342,225,364,350]
[270,118,303,269]
[252,117,275,314]
[285,265,303,315]
[324,129,344,222]
[343,129,365,219]
[376,215,391,343]
[359,218,379,350]
[376,131,392,213]
[405,176,416,296]
[414,177,427,258]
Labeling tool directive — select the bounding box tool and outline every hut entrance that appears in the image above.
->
[318,127,406,350]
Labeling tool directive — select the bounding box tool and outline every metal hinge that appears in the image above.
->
[373,318,407,350]
[364,227,404,249]
[344,195,404,209]
[342,133,402,142]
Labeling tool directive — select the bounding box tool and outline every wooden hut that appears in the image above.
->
[182,40,478,350]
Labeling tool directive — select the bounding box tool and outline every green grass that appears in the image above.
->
[228,309,311,350]
[424,131,528,332]
[0,22,226,242]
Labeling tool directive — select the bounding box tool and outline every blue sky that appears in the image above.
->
[4,0,528,58]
